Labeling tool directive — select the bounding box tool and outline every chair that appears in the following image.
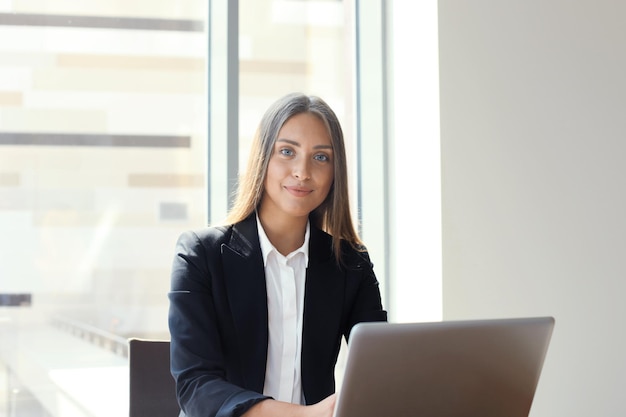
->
[128,338,180,417]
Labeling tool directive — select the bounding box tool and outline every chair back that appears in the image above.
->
[128,338,180,417]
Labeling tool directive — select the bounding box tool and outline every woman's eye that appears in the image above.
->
[279,148,294,156]
[314,154,329,162]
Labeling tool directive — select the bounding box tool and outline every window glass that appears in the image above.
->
[239,0,355,180]
[0,2,207,416]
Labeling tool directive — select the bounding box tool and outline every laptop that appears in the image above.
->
[333,316,555,417]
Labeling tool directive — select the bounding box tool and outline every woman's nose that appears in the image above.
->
[293,159,311,180]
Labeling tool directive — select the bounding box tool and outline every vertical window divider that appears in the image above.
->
[208,0,239,224]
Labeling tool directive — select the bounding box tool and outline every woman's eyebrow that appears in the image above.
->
[276,138,333,150]
[277,138,299,146]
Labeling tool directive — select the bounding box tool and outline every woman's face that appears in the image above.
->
[260,112,334,221]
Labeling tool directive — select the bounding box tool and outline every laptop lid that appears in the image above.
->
[333,316,555,417]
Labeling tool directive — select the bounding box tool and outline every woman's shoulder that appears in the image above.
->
[310,225,372,269]
[340,241,373,270]
[176,224,234,249]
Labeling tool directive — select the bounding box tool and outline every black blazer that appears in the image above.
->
[168,214,387,417]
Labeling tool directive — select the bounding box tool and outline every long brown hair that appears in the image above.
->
[225,92,363,262]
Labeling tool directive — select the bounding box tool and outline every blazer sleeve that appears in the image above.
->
[168,230,270,417]
[343,249,388,340]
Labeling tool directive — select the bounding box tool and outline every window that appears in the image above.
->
[0,3,207,416]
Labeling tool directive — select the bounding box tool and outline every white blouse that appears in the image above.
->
[257,215,310,405]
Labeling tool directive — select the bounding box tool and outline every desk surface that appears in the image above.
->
[1,315,129,417]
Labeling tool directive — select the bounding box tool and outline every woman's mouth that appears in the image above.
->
[285,186,313,197]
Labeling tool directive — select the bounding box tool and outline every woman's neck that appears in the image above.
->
[257,210,308,256]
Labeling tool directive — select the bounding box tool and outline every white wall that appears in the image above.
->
[438,0,626,416]
[388,1,443,323]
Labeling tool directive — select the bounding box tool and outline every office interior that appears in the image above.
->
[1,1,625,416]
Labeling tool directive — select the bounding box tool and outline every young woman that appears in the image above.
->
[168,93,387,417]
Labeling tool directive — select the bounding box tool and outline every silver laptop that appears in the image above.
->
[334,316,555,417]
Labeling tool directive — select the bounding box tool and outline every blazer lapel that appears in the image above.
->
[304,228,345,330]
[304,226,345,330]
[221,215,268,393]
[301,227,345,401]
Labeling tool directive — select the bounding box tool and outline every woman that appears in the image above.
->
[168,93,387,417]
